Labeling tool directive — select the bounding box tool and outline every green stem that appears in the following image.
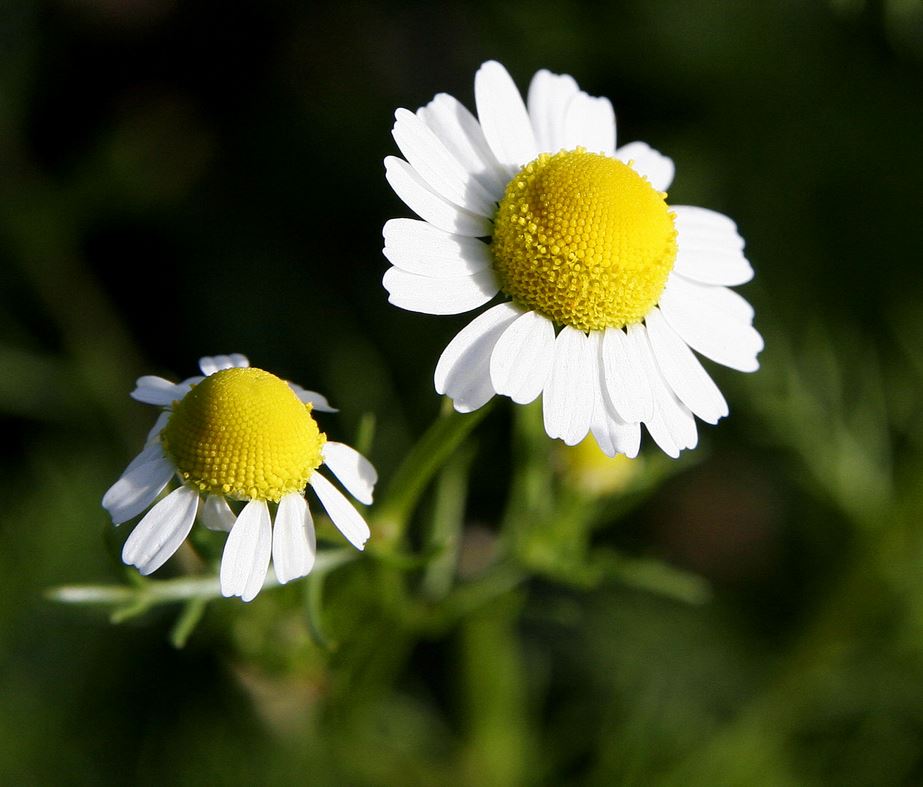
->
[372,399,493,545]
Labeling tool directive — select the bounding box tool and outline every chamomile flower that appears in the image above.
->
[383,61,763,458]
[102,355,376,602]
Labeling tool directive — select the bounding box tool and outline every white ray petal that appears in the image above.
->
[417,92,508,198]
[383,218,492,278]
[272,493,316,584]
[543,326,594,446]
[385,156,492,237]
[309,472,371,550]
[616,141,675,192]
[645,307,728,424]
[103,445,175,525]
[600,326,653,423]
[671,205,737,233]
[631,324,698,458]
[392,108,498,217]
[474,60,538,172]
[659,277,763,372]
[200,494,236,532]
[145,411,170,445]
[321,442,377,505]
[199,354,249,376]
[130,375,186,406]
[122,485,199,575]
[489,310,556,404]
[220,500,272,602]
[434,302,522,412]
[527,69,580,153]
[588,332,641,458]
[562,92,616,156]
[674,247,753,287]
[286,383,337,412]
[383,267,499,315]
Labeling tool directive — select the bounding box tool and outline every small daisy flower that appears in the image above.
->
[383,61,763,458]
[102,355,376,602]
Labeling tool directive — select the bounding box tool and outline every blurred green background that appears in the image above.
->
[2,0,923,784]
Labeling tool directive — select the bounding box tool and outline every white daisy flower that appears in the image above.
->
[102,355,377,602]
[383,61,763,458]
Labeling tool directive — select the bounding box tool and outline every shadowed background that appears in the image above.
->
[1,0,922,784]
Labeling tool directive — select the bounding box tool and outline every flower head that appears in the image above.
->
[383,61,763,458]
[102,355,377,601]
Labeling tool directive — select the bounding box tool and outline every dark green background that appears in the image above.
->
[2,0,922,784]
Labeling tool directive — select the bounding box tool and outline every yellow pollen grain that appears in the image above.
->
[161,367,326,502]
[491,148,678,331]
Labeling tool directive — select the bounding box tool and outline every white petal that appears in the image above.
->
[383,218,492,278]
[392,108,498,217]
[199,354,249,376]
[600,326,653,423]
[383,267,499,315]
[434,302,522,412]
[588,332,641,458]
[645,307,728,424]
[474,61,538,172]
[145,411,170,445]
[616,141,675,192]
[272,493,316,584]
[674,247,753,287]
[527,69,579,153]
[287,383,337,412]
[385,156,492,237]
[309,472,371,550]
[671,204,737,233]
[543,326,594,446]
[631,324,698,458]
[131,375,187,406]
[200,494,236,532]
[103,446,175,525]
[321,442,377,505]
[489,310,555,404]
[417,92,508,199]
[122,485,199,575]
[562,93,616,156]
[220,500,272,602]
[659,276,763,372]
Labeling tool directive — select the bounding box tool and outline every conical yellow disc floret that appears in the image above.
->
[162,367,326,502]
[491,148,678,331]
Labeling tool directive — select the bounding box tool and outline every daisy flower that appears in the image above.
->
[383,61,763,458]
[102,354,376,602]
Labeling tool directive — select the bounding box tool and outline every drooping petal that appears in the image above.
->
[645,307,728,424]
[615,141,675,192]
[383,218,492,278]
[543,326,594,446]
[199,354,249,376]
[434,302,522,412]
[600,326,653,423]
[220,500,272,602]
[392,108,498,217]
[272,493,316,584]
[630,324,698,458]
[659,276,763,372]
[309,472,371,550]
[121,485,199,575]
[527,69,579,153]
[489,310,556,404]
[385,156,492,237]
[382,267,499,315]
[103,444,175,525]
[130,375,187,406]
[561,93,616,156]
[286,383,337,412]
[200,494,236,532]
[145,411,170,445]
[588,332,641,458]
[321,442,377,505]
[474,60,538,173]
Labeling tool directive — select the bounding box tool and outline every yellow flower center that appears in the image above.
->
[491,148,678,331]
[162,367,326,502]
